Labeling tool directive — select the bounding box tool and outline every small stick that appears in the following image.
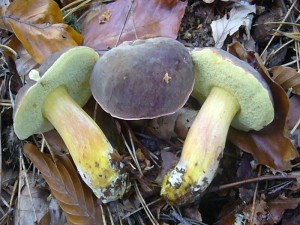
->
[209,173,300,192]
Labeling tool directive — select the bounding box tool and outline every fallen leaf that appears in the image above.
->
[271,66,300,95]
[218,196,300,225]
[267,198,300,224]
[252,7,284,46]
[175,108,198,140]
[6,36,38,77]
[0,0,82,63]
[287,95,300,130]
[155,150,178,184]
[228,42,298,171]
[83,0,187,50]
[15,172,50,225]
[23,143,103,225]
[211,2,255,48]
[38,199,67,225]
[149,108,197,140]
[0,0,9,16]
[182,207,202,223]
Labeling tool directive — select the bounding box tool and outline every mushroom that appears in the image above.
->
[161,48,275,205]
[90,37,195,120]
[13,46,128,203]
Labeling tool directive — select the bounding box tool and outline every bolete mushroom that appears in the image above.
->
[13,46,128,203]
[161,48,275,205]
[90,37,195,120]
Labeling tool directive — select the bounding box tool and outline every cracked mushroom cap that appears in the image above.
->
[14,46,99,140]
[90,37,195,120]
[191,48,274,131]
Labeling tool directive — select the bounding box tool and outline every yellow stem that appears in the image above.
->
[42,86,127,203]
[161,86,240,205]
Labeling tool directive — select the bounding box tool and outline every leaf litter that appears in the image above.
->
[0,0,300,224]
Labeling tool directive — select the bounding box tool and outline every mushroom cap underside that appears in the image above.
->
[90,37,195,120]
[191,48,274,131]
[14,46,99,140]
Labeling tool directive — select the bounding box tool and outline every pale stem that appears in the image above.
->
[42,86,126,202]
[161,86,240,205]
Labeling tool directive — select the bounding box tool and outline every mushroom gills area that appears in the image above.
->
[42,86,127,203]
[161,86,240,205]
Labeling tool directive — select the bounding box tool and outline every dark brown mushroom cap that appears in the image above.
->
[13,47,99,140]
[90,37,195,120]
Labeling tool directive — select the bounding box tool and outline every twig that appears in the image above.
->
[107,205,115,225]
[122,198,162,219]
[134,182,159,225]
[122,133,143,176]
[100,204,108,225]
[265,39,294,64]
[209,173,300,192]
[61,0,86,11]
[20,154,38,222]
[171,210,192,225]
[250,166,261,224]
[115,0,134,47]
[260,0,297,59]
[291,117,300,135]
[63,0,93,20]
[280,59,300,67]
[0,44,19,59]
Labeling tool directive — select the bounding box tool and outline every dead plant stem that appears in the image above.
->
[260,0,297,59]
[250,166,261,224]
[209,173,300,192]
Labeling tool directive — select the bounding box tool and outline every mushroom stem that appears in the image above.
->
[42,86,127,203]
[161,86,240,205]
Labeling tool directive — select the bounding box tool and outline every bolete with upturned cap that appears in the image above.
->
[90,37,195,120]
[161,48,275,205]
[13,46,128,203]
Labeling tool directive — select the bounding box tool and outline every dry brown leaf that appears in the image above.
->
[267,198,300,224]
[211,2,255,48]
[15,175,50,225]
[288,95,300,130]
[271,66,300,95]
[217,197,300,225]
[147,108,197,141]
[6,36,39,77]
[83,0,187,50]
[0,0,82,64]
[23,143,103,225]
[38,199,67,225]
[228,42,298,171]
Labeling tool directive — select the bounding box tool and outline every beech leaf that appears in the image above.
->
[23,143,103,225]
[271,66,300,95]
[211,2,255,48]
[0,0,82,64]
[83,0,187,50]
[228,42,298,171]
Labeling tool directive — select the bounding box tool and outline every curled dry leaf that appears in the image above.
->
[218,197,300,225]
[23,143,103,225]
[211,2,255,48]
[271,66,300,95]
[0,0,82,64]
[83,0,187,50]
[228,42,298,171]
